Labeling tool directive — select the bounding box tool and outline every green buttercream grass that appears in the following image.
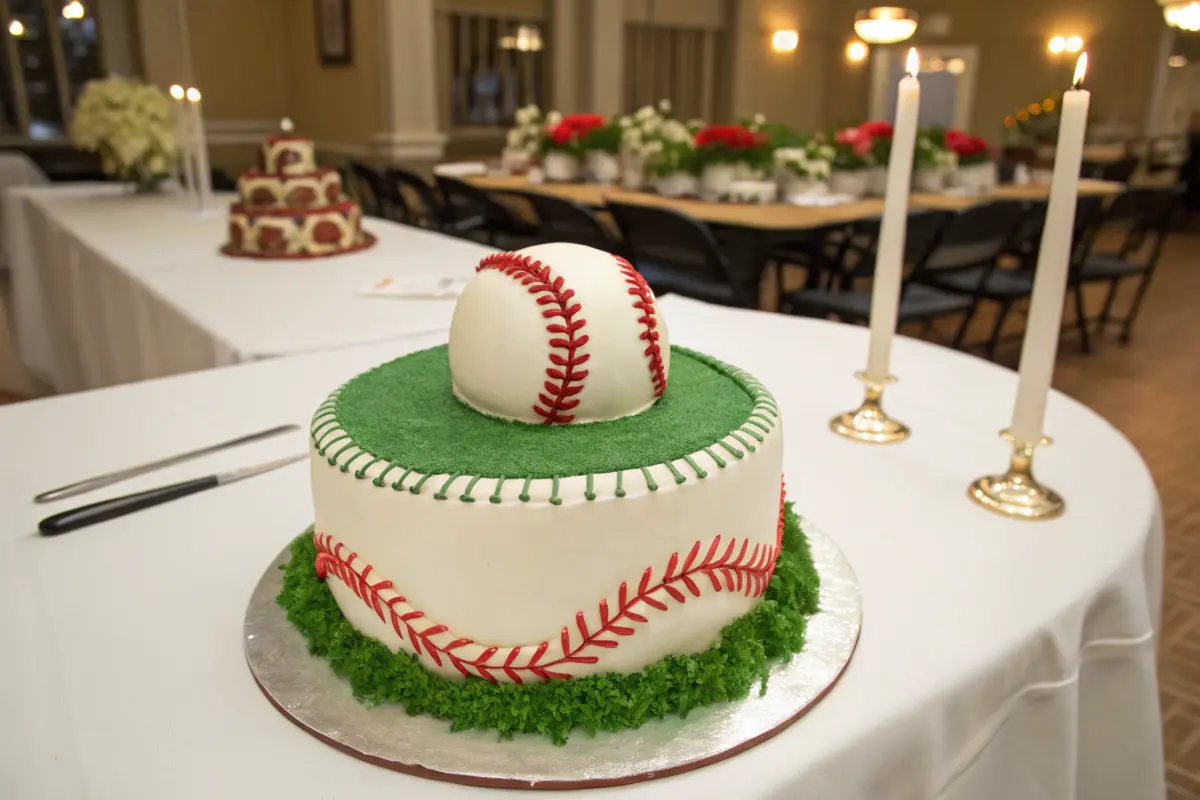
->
[327,345,758,478]
[275,504,820,745]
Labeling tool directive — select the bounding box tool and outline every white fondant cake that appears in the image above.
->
[224,135,371,259]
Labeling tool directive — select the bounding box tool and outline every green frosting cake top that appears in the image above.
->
[314,345,774,480]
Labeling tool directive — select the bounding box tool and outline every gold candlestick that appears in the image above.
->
[968,430,1064,520]
[829,372,910,444]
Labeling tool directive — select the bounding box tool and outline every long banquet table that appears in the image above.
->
[4,184,493,393]
[467,174,1124,230]
[0,296,1164,799]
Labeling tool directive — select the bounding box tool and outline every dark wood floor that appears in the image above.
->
[2,228,1197,794]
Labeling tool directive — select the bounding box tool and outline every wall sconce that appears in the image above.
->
[1048,35,1083,55]
[772,29,799,53]
[854,7,918,44]
[62,0,85,19]
[1170,54,1189,67]
[845,40,869,63]
[7,19,24,36]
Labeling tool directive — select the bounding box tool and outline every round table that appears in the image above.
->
[0,298,1163,799]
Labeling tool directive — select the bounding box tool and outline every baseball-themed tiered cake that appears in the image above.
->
[278,242,820,744]
[222,128,374,259]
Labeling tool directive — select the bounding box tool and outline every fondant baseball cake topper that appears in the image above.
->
[449,242,669,425]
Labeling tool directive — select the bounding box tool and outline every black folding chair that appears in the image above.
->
[780,209,971,336]
[606,202,754,308]
[433,175,539,247]
[909,200,1030,355]
[1075,185,1181,344]
[349,161,399,220]
[1099,156,1140,184]
[521,193,616,251]
[384,166,455,230]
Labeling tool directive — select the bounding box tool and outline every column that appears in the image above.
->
[588,0,624,115]
[374,0,447,163]
[551,0,580,114]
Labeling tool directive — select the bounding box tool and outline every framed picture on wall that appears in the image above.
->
[315,0,352,66]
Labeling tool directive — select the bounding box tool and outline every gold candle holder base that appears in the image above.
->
[968,430,1065,520]
[829,372,910,445]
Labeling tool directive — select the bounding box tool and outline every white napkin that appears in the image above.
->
[360,276,467,299]
[433,162,488,177]
[784,193,858,207]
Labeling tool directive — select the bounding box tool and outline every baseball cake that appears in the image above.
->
[277,242,820,743]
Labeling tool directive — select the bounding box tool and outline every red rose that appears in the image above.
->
[859,120,894,138]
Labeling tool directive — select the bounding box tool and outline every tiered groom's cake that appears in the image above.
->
[223,133,374,258]
[278,243,820,744]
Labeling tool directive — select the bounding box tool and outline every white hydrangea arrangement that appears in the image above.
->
[70,77,179,190]
[505,104,544,155]
[774,139,836,182]
[619,100,701,178]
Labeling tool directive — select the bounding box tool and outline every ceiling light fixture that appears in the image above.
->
[1162,0,1200,30]
[854,7,918,44]
[62,1,84,20]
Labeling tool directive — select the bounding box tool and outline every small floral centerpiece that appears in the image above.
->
[829,126,875,196]
[774,137,836,196]
[581,119,623,184]
[693,123,772,197]
[539,112,605,181]
[854,120,893,195]
[913,127,957,191]
[617,100,673,189]
[70,77,179,192]
[944,129,996,192]
[636,117,700,197]
[503,104,542,173]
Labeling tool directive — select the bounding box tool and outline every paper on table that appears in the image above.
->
[785,193,858,207]
[433,162,488,177]
[359,276,467,300]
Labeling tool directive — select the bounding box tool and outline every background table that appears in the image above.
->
[469,174,1124,230]
[4,185,493,393]
[0,297,1163,799]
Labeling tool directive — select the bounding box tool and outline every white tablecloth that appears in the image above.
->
[4,185,492,392]
[0,152,48,268]
[0,298,1164,799]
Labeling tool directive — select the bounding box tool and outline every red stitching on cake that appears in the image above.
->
[314,526,780,683]
[476,251,589,425]
[614,255,667,398]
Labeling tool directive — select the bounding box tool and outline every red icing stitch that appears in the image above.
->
[314,527,780,683]
[475,251,589,425]
[614,255,667,398]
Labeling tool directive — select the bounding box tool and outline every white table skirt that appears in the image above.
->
[4,185,493,392]
[0,152,47,268]
[0,298,1164,799]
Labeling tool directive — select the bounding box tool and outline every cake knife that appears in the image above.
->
[37,453,308,536]
[33,423,302,504]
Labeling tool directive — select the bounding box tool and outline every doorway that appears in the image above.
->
[868,46,980,129]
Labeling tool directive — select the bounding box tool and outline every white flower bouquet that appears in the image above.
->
[505,105,543,155]
[70,77,179,191]
[774,139,835,183]
[618,101,700,191]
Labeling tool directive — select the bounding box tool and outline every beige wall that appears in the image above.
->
[729,0,828,129]
[188,0,290,121]
[818,0,1164,141]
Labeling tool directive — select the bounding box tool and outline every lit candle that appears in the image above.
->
[169,84,197,201]
[185,87,212,210]
[1010,53,1090,443]
[865,48,921,383]
[280,117,294,133]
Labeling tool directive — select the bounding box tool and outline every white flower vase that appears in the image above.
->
[542,152,581,182]
[585,151,621,184]
[700,164,738,199]
[654,172,700,198]
[912,167,945,193]
[621,153,646,191]
[501,148,533,175]
[865,166,888,196]
[728,180,778,204]
[829,170,871,197]
[778,173,827,199]
[950,162,998,193]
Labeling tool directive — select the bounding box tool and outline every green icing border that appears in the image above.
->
[311,347,780,503]
[276,503,820,745]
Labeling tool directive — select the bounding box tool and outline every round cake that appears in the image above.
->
[281,242,819,742]
[223,134,374,259]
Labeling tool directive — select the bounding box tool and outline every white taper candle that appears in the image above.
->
[865,48,921,383]
[186,87,212,211]
[1010,53,1090,443]
[169,84,197,202]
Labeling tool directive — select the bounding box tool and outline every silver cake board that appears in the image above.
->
[244,519,861,790]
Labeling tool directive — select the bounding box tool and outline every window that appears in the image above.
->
[623,23,718,121]
[0,0,104,139]
[442,12,547,129]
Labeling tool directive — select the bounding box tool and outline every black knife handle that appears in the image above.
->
[38,475,220,536]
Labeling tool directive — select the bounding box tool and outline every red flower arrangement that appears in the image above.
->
[944,129,991,165]
[693,124,772,169]
[832,120,895,168]
[542,113,607,156]
[858,120,894,140]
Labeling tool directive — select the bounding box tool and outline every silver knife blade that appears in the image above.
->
[34,423,303,504]
[217,453,308,485]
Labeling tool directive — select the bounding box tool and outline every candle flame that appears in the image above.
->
[906,47,919,78]
[185,87,201,102]
[168,84,184,100]
[281,117,294,132]
[1072,52,1088,90]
